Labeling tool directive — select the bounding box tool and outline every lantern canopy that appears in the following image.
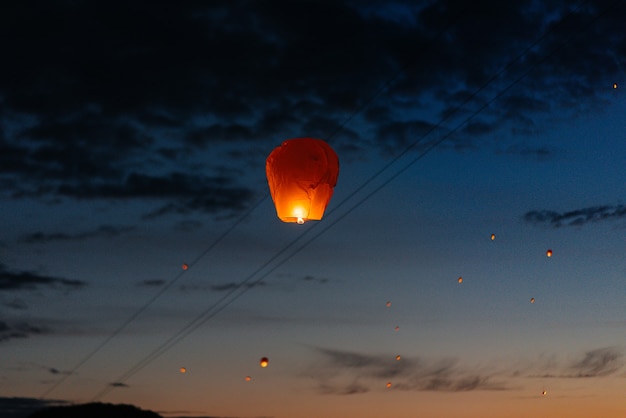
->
[266,138,339,224]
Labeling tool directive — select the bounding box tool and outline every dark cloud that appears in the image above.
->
[138,279,167,288]
[302,275,329,284]
[20,225,135,244]
[311,347,509,395]
[0,264,86,291]
[568,347,623,377]
[522,347,624,378]
[209,281,266,292]
[0,320,48,342]
[0,397,67,418]
[524,204,626,227]
[499,143,558,160]
[3,298,28,310]
[0,0,623,216]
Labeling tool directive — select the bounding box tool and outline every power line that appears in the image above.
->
[89,0,616,400]
[39,194,267,399]
[40,3,469,400]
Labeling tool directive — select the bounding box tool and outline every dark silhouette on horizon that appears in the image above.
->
[28,402,163,418]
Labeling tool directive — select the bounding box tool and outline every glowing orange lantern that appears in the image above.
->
[530,297,535,304]
[182,263,189,270]
[179,367,187,373]
[613,83,618,89]
[457,277,463,284]
[266,138,339,224]
[386,382,392,388]
[491,233,496,241]
[395,355,401,361]
[260,357,269,368]
[546,249,552,257]
[245,375,252,381]
[386,301,392,308]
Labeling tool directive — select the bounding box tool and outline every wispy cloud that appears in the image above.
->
[20,225,135,244]
[518,347,624,378]
[3,298,28,310]
[0,320,48,342]
[308,346,625,395]
[137,279,167,287]
[0,264,86,291]
[308,347,509,395]
[209,281,266,292]
[524,204,626,227]
[0,397,67,418]
[568,347,624,377]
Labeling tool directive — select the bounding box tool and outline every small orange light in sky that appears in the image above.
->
[395,355,401,361]
[530,297,535,304]
[546,249,552,257]
[245,375,252,381]
[386,382,392,388]
[491,233,496,241]
[614,82,618,89]
[386,301,391,308]
[457,277,463,284]
[542,389,547,396]
[180,367,186,373]
[394,326,400,331]
[260,357,269,368]
[182,263,189,270]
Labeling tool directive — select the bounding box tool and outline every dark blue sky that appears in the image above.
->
[1,1,625,417]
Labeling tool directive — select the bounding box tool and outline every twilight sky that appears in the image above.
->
[1,1,625,417]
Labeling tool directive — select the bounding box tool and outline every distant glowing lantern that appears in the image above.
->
[530,297,535,304]
[542,389,547,396]
[395,355,401,361]
[180,367,186,373]
[457,277,463,284]
[386,301,392,308]
[245,375,252,381]
[266,138,339,224]
[613,83,618,89]
[546,249,552,257]
[491,233,496,241]
[394,326,400,332]
[260,357,269,368]
[182,263,189,270]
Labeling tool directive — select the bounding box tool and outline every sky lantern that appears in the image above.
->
[259,357,269,368]
[386,301,392,308]
[614,82,618,89]
[546,249,553,257]
[530,297,535,304]
[179,367,186,373]
[491,233,496,241]
[245,375,252,382]
[386,382,392,388]
[182,263,189,270]
[395,355,401,361]
[394,326,400,332]
[266,138,339,224]
[457,276,463,284]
